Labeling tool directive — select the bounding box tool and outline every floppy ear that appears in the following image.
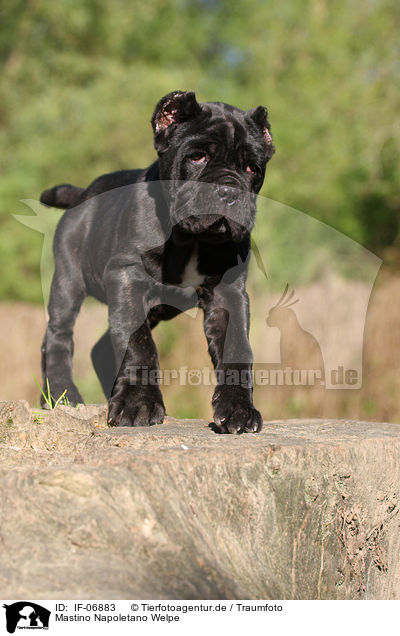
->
[151,91,202,153]
[247,105,275,161]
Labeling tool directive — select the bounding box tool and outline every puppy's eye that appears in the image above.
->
[189,153,208,164]
[246,164,259,174]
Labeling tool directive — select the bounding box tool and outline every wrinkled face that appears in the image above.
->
[152,91,275,243]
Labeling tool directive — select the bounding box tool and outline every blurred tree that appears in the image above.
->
[0,0,399,301]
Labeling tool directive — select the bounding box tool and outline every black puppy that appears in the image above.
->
[40,91,274,433]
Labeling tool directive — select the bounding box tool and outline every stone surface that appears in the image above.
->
[1,401,400,599]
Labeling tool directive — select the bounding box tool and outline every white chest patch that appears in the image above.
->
[179,246,205,288]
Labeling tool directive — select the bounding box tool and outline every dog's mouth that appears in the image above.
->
[172,215,246,244]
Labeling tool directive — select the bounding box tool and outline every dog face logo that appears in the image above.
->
[2,602,51,633]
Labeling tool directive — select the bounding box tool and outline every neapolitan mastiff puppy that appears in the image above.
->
[40,91,275,433]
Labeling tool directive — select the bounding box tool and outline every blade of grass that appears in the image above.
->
[53,389,67,409]
[33,374,52,408]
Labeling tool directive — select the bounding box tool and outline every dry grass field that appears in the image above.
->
[0,264,399,424]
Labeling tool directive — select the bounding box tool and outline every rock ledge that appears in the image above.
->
[1,401,400,599]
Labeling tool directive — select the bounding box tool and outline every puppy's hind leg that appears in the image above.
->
[91,330,117,400]
[42,256,86,407]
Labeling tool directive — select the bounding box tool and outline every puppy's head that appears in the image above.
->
[151,91,275,243]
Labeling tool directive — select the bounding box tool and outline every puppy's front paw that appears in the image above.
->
[108,386,165,427]
[212,387,263,434]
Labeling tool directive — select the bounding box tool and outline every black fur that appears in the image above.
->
[40,91,274,433]
[40,184,85,208]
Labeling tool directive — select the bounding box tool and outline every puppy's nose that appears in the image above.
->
[217,185,238,204]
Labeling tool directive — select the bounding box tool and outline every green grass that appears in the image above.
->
[32,375,69,409]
